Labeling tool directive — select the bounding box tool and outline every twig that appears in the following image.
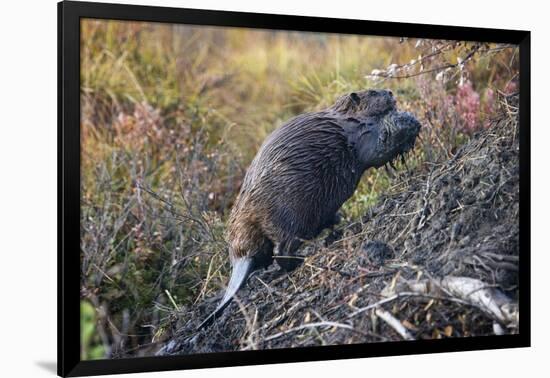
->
[375,308,414,341]
[304,262,352,278]
[348,291,473,319]
[263,321,354,342]
[368,44,482,80]
[416,172,432,231]
[164,289,180,311]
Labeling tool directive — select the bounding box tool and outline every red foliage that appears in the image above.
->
[453,81,481,133]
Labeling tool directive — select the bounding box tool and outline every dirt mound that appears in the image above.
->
[156,99,519,356]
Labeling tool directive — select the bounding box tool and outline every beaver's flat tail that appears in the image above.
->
[197,257,253,331]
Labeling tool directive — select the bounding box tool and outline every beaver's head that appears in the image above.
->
[338,89,421,169]
[331,89,397,116]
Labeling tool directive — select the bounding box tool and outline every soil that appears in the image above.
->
[155,99,520,356]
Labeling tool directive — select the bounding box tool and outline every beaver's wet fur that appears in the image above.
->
[198,89,421,330]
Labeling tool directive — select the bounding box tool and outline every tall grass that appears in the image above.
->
[79,19,518,359]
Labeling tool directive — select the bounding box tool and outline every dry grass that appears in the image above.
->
[79,19,519,359]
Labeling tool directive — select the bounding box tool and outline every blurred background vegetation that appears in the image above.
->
[80,19,518,359]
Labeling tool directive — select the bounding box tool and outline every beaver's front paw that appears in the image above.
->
[275,256,303,272]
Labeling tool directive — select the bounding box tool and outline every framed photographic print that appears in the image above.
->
[58,0,530,376]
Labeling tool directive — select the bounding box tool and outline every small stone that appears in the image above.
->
[362,240,395,266]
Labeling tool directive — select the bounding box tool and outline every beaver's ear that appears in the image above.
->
[350,92,361,106]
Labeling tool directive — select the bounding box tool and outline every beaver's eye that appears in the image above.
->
[361,122,374,129]
[350,92,361,106]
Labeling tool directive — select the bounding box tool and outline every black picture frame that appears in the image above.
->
[58,1,531,376]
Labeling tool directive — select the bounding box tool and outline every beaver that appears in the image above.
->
[198,89,421,330]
